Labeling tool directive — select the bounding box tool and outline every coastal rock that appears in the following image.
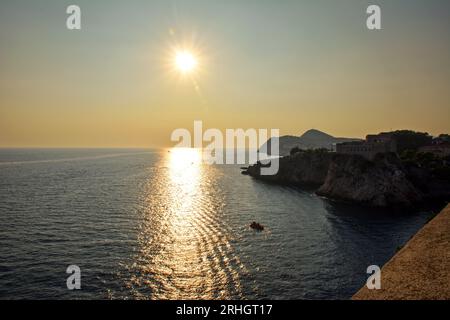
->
[246,150,333,186]
[245,151,445,208]
[317,153,424,207]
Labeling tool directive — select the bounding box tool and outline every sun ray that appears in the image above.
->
[175,50,198,74]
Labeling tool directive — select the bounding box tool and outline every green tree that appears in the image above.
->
[438,134,450,142]
[290,146,303,156]
[392,130,433,153]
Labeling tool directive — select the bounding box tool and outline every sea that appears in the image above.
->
[0,148,440,299]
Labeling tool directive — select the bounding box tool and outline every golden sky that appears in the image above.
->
[1,0,449,148]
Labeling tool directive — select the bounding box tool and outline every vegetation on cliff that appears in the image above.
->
[390,130,433,153]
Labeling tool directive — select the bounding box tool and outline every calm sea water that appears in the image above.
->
[0,148,438,300]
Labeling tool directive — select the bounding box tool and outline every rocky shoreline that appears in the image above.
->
[243,151,450,208]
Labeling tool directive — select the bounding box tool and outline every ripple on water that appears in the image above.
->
[0,149,439,299]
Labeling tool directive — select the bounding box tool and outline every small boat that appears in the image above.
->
[250,221,264,231]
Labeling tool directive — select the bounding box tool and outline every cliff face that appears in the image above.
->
[246,151,333,186]
[245,151,449,208]
[316,153,423,207]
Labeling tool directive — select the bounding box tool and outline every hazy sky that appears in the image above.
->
[1,0,449,147]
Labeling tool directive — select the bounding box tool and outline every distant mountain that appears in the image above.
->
[259,129,362,156]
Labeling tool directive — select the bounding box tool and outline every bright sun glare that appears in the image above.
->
[175,50,198,74]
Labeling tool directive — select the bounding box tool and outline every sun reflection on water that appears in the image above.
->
[128,148,245,299]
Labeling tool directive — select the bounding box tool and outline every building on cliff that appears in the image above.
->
[418,141,450,158]
[336,133,397,160]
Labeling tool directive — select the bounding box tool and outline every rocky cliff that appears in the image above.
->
[316,153,423,207]
[244,151,450,208]
[246,150,333,186]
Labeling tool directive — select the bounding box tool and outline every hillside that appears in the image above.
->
[259,129,361,156]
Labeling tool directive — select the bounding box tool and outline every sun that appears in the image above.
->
[174,50,198,74]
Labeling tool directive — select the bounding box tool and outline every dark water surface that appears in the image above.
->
[0,148,438,299]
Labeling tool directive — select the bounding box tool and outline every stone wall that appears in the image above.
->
[353,203,450,300]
